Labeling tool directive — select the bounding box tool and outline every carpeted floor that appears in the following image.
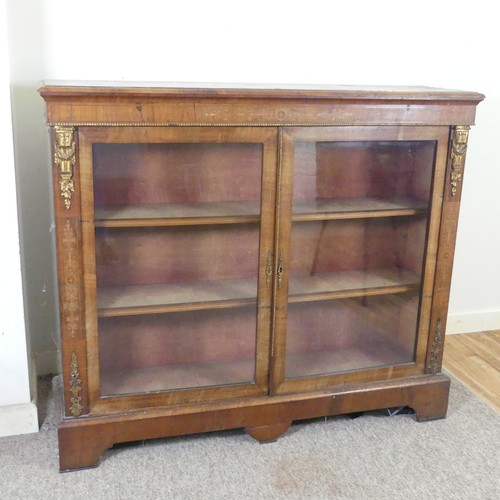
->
[0,375,499,500]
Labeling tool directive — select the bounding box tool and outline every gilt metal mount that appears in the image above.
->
[54,126,76,209]
[428,318,443,373]
[450,126,470,197]
[69,351,83,416]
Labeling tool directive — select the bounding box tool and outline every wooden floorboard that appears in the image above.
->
[443,330,500,413]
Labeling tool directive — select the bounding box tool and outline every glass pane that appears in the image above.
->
[100,306,256,396]
[285,293,418,378]
[285,140,435,378]
[95,224,260,313]
[93,141,263,395]
[292,141,435,215]
[93,143,263,221]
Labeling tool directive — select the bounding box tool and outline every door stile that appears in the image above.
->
[270,128,295,393]
[412,127,451,368]
[78,128,101,410]
[254,130,280,393]
[79,126,280,412]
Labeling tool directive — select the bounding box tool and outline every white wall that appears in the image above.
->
[0,0,38,437]
[6,0,56,377]
[6,0,500,383]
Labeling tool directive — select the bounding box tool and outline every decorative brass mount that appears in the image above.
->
[266,250,286,289]
[54,126,76,209]
[428,318,442,373]
[69,351,83,416]
[450,126,470,197]
[277,252,285,289]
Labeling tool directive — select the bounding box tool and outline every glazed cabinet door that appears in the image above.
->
[272,126,450,394]
[78,127,278,411]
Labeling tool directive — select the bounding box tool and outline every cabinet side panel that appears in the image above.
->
[52,126,89,417]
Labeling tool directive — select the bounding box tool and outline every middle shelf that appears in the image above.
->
[94,200,261,227]
[97,268,420,317]
[93,196,428,227]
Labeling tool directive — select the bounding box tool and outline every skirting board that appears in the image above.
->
[0,401,38,438]
[446,310,500,335]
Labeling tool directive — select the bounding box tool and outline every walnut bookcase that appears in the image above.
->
[39,83,483,471]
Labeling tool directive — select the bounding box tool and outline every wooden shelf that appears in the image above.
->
[285,345,413,379]
[100,357,256,396]
[95,200,261,227]
[292,197,427,221]
[288,268,420,302]
[97,268,418,317]
[285,338,413,379]
[94,197,425,227]
[98,277,258,317]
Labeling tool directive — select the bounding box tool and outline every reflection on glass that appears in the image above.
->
[93,143,263,221]
[99,307,257,396]
[292,141,434,215]
[285,293,418,378]
[285,140,436,378]
[95,225,260,314]
[93,142,263,394]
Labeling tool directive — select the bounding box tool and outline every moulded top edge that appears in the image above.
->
[38,80,485,102]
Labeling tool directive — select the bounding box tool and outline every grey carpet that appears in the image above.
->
[0,375,499,500]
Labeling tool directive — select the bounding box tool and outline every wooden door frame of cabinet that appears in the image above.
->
[66,126,280,413]
[270,126,452,394]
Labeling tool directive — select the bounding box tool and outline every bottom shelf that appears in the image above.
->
[100,357,256,396]
[284,292,419,379]
[285,340,413,380]
[98,306,259,397]
[101,336,413,397]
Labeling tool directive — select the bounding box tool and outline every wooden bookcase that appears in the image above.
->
[39,83,484,471]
